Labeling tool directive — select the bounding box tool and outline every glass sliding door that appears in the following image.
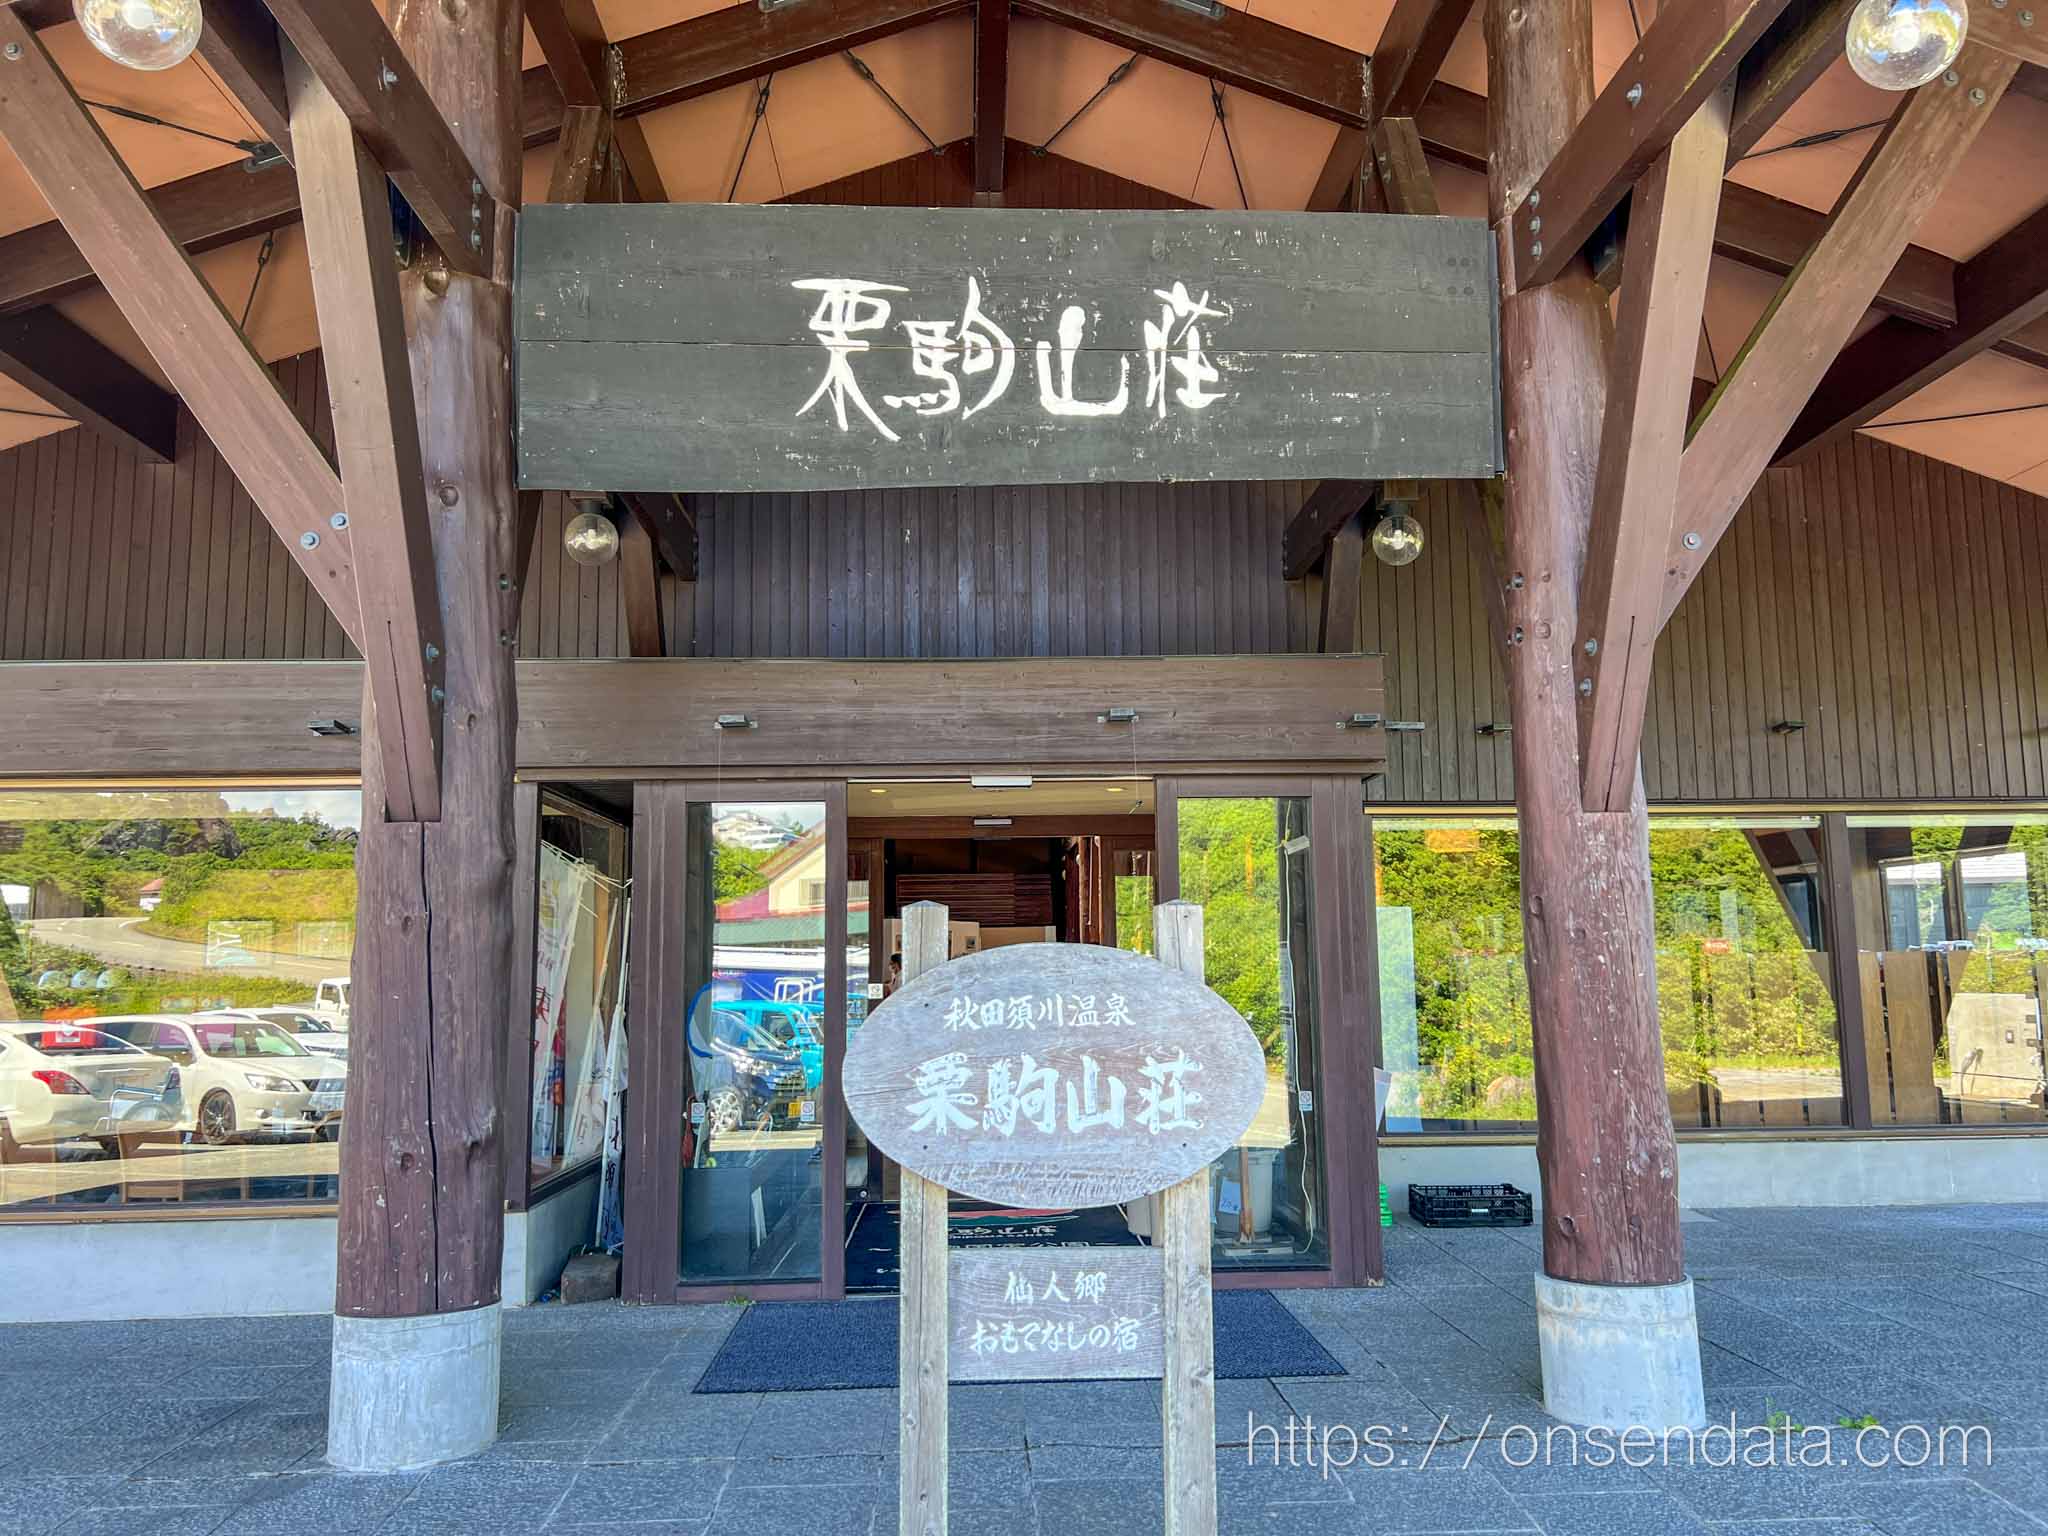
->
[676,791,847,1290]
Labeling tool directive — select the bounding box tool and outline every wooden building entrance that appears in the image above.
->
[596,659,1387,1305]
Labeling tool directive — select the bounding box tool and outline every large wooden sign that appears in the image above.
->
[516,204,1503,493]
[843,941,1267,1209]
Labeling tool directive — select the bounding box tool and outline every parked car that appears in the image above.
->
[309,978,350,1026]
[686,993,820,1134]
[0,1023,183,1161]
[97,1015,346,1145]
[200,1008,348,1061]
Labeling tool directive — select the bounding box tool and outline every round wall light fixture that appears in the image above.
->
[563,504,621,566]
[1371,508,1426,567]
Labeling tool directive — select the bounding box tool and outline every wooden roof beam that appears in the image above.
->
[1371,0,1476,122]
[0,159,301,315]
[974,0,1010,203]
[1575,85,1732,812]
[260,0,499,277]
[287,47,445,820]
[1726,0,1855,161]
[1506,0,1794,290]
[1777,198,2048,461]
[0,6,361,645]
[1283,480,1377,580]
[0,308,178,462]
[1663,45,2020,626]
[528,1,665,205]
[193,0,293,159]
[526,0,608,107]
[614,492,698,585]
[1013,0,1369,125]
[615,0,966,115]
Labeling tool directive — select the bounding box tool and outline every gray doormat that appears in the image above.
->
[693,1289,1344,1393]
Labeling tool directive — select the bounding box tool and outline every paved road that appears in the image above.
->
[22,915,338,985]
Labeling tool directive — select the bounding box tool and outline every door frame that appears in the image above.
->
[622,778,848,1304]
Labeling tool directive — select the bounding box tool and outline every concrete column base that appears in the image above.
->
[1534,1272,1706,1433]
[328,1303,502,1472]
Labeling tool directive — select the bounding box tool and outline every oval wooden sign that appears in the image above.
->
[843,942,1267,1209]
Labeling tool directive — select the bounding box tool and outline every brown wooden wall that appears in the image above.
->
[0,144,2042,805]
[1353,433,2048,806]
[0,352,352,663]
[689,482,1317,660]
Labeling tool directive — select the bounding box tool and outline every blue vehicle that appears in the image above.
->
[687,991,823,1133]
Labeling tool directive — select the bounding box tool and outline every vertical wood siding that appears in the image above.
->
[0,146,2040,804]
[0,353,352,663]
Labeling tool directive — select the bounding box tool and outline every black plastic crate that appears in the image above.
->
[1407,1182,1533,1228]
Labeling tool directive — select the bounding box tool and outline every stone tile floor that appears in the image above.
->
[6,1203,2048,1534]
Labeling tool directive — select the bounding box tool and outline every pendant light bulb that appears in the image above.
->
[1844,0,1968,91]
[563,507,621,567]
[1371,509,1425,567]
[73,0,204,71]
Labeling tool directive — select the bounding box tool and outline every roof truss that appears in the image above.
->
[0,6,361,646]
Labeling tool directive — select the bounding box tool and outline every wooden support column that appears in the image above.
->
[1488,0,1681,1289]
[331,0,524,1469]
[619,513,666,658]
[973,0,1010,204]
[1316,510,1365,653]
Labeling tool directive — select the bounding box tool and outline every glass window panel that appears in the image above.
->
[529,796,629,1190]
[1113,846,1154,957]
[1847,819,2047,1126]
[680,801,829,1285]
[1174,797,1327,1270]
[1647,819,1843,1129]
[1371,813,1847,1134]
[0,787,358,1209]
[1371,818,1531,1133]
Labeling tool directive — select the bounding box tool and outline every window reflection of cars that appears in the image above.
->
[312,977,351,1025]
[686,992,823,1134]
[206,1007,349,1061]
[99,1015,346,1146]
[0,1024,183,1162]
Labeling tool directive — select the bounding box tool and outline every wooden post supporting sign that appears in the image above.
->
[849,900,1255,1535]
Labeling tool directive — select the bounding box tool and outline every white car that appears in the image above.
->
[0,1023,183,1161]
[201,1008,348,1062]
[311,978,350,1026]
[98,1015,346,1146]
